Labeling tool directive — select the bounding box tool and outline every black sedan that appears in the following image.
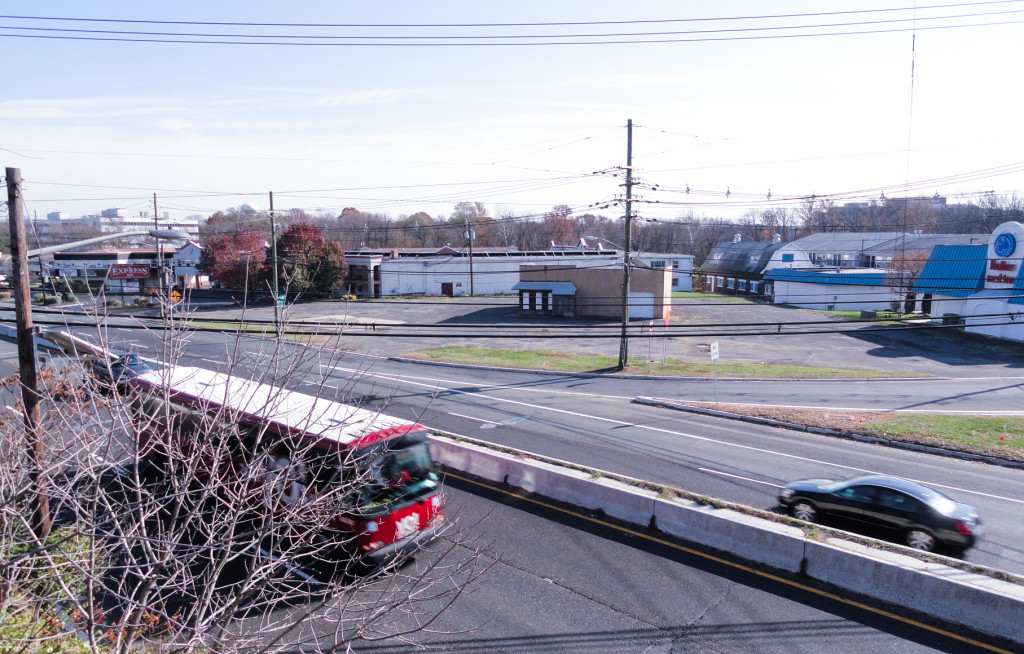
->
[778,474,983,553]
[92,353,155,392]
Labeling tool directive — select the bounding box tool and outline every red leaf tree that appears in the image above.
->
[197,229,267,289]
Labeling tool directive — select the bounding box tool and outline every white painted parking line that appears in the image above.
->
[324,364,1024,507]
[698,468,783,488]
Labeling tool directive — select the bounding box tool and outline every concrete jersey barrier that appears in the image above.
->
[428,435,1024,646]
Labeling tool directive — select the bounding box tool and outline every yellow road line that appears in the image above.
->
[444,471,1014,654]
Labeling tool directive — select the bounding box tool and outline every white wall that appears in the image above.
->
[379,254,619,296]
[765,245,812,270]
[772,280,896,310]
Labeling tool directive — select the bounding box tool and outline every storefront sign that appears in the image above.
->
[993,232,1017,258]
[108,264,151,279]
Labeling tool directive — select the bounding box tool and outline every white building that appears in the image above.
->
[379,247,620,297]
[914,222,1024,343]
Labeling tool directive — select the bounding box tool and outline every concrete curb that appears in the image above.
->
[428,435,1024,645]
[636,396,1024,470]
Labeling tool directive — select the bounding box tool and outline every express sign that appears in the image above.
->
[107,264,151,279]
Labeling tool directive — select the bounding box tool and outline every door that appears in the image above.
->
[821,485,876,526]
[629,292,655,319]
[441,282,453,297]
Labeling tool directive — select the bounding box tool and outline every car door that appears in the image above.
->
[820,484,876,525]
[864,488,924,534]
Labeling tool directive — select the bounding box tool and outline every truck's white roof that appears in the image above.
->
[133,366,414,449]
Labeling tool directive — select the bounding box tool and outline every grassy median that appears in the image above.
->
[678,402,1024,462]
[406,346,924,378]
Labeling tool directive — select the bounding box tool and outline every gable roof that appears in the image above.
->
[861,234,988,256]
[912,244,988,298]
[788,232,898,253]
[702,240,788,275]
[1010,268,1024,306]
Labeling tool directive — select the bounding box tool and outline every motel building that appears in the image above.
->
[914,221,1024,343]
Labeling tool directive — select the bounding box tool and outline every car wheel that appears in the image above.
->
[791,501,817,522]
[906,529,936,552]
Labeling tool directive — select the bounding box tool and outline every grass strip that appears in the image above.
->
[407,345,925,378]
[678,402,1024,462]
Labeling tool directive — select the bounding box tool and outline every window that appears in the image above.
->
[782,253,794,262]
[716,276,724,288]
[652,260,666,268]
[738,279,747,291]
[836,486,875,504]
[749,281,760,294]
[875,489,918,512]
[672,260,680,268]
[672,277,679,288]
[726,278,736,289]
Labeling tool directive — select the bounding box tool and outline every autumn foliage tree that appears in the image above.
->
[275,222,347,294]
[197,229,267,289]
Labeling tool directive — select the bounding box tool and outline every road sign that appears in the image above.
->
[170,289,182,304]
[709,341,719,360]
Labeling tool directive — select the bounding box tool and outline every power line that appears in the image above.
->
[1,8,1021,46]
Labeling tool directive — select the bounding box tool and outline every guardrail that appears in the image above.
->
[428,435,1024,645]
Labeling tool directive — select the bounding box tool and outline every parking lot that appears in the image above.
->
[182,295,1024,378]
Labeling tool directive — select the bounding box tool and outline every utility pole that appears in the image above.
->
[617,120,634,371]
[6,167,50,539]
[154,193,165,319]
[464,216,475,296]
[269,191,281,327]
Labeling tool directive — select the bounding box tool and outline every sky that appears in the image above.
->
[2,1,1023,227]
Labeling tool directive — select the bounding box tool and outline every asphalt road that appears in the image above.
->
[4,317,1023,575]
[336,476,1006,653]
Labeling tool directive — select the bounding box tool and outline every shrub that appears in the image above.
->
[61,292,76,303]
[106,299,124,308]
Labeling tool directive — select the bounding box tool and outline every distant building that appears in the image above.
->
[339,242,684,299]
[46,242,207,292]
[514,263,672,320]
[702,234,788,297]
[912,223,1024,343]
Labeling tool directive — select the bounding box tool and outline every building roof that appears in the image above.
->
[912,245,988,298]
[861,234,988,256]
[512,281,577,295]
[702,240,788,275]
[1010,268,1024,306]
[764,268,887,286]
[788,232,899,253]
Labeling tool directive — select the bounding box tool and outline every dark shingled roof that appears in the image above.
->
[702,240,788,275]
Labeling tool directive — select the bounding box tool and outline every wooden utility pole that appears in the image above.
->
[6,167,50,539]
[154,193,165,318]
[617,120,634,371]
[269,191,281,327]
[465,216,475,296]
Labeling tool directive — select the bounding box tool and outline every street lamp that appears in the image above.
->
[6,166,189,538]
